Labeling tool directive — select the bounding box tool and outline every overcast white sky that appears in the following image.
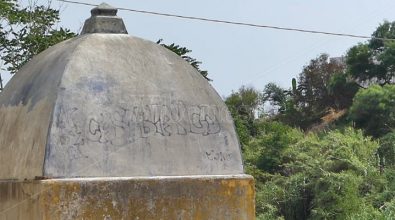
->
[6,0,395,96]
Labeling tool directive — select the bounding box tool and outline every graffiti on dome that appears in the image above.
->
[54,100,222,147]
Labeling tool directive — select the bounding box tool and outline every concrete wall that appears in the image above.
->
[0,175,255,220]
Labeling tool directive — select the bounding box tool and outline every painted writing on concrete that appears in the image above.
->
[55,101,222,147]
[205,150,232,162]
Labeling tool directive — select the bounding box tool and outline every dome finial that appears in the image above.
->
[91,3,117,16]
[81,2,128,35]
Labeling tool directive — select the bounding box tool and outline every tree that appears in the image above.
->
[157,39,210,81]
[263,54,348,130]
[262,82,288,114]
[0,0,76,90]
[295,54,345,115]
[349,84,395,138]
[346,43,375,84]
[346,21,395,86]
[328,72,359,109]
[225,86,261,137]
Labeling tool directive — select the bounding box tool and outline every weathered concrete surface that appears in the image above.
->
[81,3,128,34]
[0,38,81,180]
[0,32,244,179]
[44,33,244,177]
[0,175,255,220]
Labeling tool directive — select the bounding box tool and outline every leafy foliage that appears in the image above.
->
[157,39,210,81]
[378,131,395,167]
[346,21,395,85]
[349,84,395,137]
[248,128,385,220]
[225,86,261,137]
[244,121,303,174]
[294,54,346,116]
[0,0,76,74]
[328,72,359,109]
[227,20,395,220]
[262,82,288,114]
[263,54,351,130]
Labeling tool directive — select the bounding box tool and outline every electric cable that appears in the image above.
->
[56,0,395,41]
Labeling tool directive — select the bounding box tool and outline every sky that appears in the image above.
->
[6,0,395,96]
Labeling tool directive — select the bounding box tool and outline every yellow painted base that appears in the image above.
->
[0,175,254,220]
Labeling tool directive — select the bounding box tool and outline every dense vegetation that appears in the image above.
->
[225,21,395,219]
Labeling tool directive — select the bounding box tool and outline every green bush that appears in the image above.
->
[248,127,383,219]
[350,84,395,138]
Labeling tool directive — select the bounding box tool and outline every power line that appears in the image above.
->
[57,0,395,41]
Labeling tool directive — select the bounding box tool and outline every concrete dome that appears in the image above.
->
[0,4,243,179]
